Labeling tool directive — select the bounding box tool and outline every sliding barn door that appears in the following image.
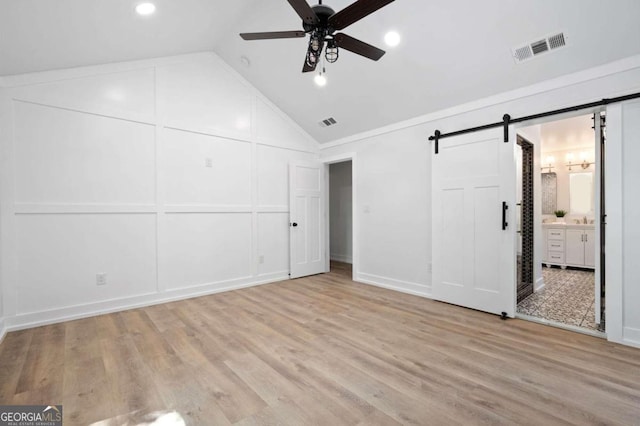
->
[289,161,325,279]
[432,127,517,317]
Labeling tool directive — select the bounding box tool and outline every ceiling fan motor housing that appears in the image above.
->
[303,4,336,33]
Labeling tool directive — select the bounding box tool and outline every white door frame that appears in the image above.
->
[514,106,609,334]
[321,152,357,279]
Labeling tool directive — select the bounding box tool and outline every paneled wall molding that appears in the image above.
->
[255,205,289,213]
[14,203,158,214]
[12,99,156,127]
[1,53,210,88]
[164,205,253,214]
[0,52,319,331]
[163,124,253,147]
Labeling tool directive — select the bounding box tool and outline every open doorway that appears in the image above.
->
[516,113,605,334]
[328,160,353,278]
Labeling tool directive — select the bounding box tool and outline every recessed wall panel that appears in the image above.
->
[163,129,251,206]
[158,59,252,137]
[14,101,156,205]
[163,213,252,290]
[257,213,289,276]
[11,68,155,121]
[16,214,157,314]
[256,98,315,151]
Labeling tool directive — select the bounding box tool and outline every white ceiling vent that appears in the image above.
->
[319,117,338,127]
[513,31,568,63]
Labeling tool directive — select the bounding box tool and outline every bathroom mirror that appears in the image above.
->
[541,172,557,215]
[569,172,594,214]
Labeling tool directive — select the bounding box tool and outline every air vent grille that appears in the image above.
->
[513,31,568,64]
[514,46,533,62]
[319,117,338,127]
[548,32,566,49]
[530,39,549,55]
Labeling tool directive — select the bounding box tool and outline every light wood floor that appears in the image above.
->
[1,262,639,425]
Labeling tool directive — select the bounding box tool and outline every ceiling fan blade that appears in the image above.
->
[287,0,319,25]
[334,33,385,61]
[329,0,395,31]
[240,30,306,40]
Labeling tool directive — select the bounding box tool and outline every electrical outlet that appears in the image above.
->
[96,273,107,286]
[259,255,265,264]
[205,158,213,168]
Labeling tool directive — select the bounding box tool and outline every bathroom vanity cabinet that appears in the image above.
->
[542,223,595,269]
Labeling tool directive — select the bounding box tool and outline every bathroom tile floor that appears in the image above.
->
[517,267,603,331]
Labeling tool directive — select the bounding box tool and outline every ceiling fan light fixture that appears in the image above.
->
[314,72,327,87]
[384,31,401,47]
[325,40,339,63]
[135,2,156,16]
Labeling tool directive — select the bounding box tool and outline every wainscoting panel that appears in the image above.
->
[15,213,157,315]
[163,128,252,206]
[14,101,156,205]
[257,212,290,277]
[162,213,253,291]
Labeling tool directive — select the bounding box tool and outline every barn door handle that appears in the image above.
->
[502,202,509,230]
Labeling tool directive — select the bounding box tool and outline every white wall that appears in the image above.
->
[619,100,640,345]
[321,56,640,347]
[0,53,318,332]
[329,161,352,263]
[323,125,432,296]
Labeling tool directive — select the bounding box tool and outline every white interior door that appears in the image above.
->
[432,127,517,317]
[289,161,325,279]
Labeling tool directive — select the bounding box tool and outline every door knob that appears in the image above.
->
[291,222,298,227]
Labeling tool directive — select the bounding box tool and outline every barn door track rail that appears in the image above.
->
[430,91,640,154]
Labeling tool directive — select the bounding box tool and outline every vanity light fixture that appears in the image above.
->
[566,151,594,170]
[541,155,555,172]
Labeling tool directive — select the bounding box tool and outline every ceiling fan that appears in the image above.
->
[240,0,396,73]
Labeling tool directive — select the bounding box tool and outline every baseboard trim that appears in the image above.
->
[535,277,545,292]
[623,327,640,348]
[330,253,353,264]
[5,272,289,333]
[355,272,432,299]
[0,318,6,344]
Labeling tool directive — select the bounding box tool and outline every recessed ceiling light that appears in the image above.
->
[240,56,251,68]
[384,31,401,47]
[135,3,156,16]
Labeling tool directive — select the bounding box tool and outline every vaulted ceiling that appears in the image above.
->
[2,0,640,143]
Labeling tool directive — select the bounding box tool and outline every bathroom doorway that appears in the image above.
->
[516,112,605,335]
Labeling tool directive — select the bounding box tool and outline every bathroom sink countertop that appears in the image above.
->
[543,222,595,229]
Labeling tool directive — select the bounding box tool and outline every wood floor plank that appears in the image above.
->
[0,263,639,425]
